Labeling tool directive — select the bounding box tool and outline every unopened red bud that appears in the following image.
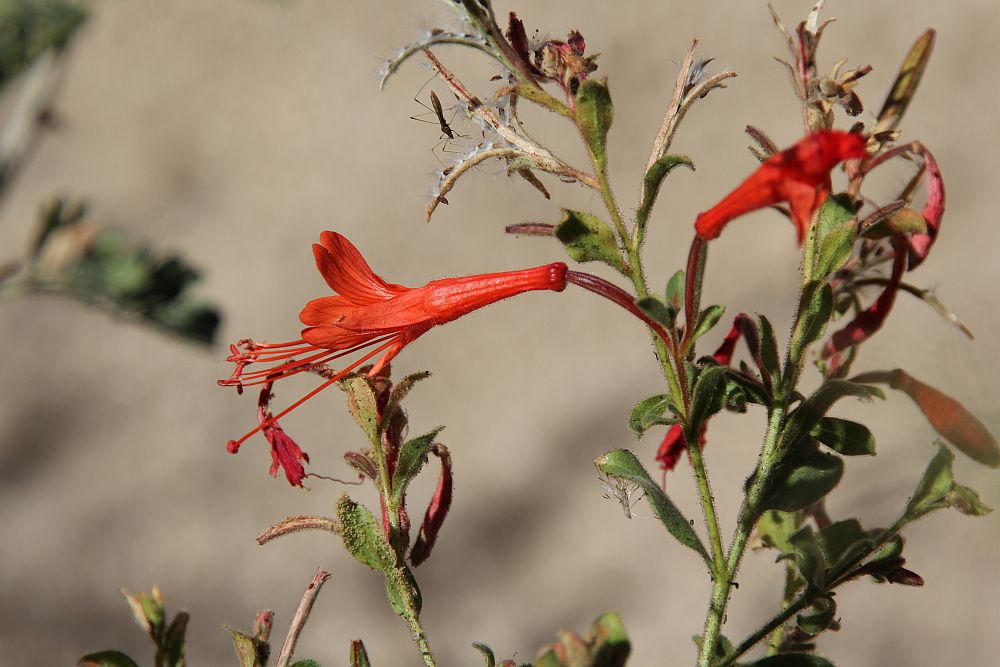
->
[890,369,1000,468]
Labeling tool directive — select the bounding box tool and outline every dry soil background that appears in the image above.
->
[1,1,999,665]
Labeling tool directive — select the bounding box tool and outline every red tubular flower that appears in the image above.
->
[220,231,568,480]
[695,130,867,244]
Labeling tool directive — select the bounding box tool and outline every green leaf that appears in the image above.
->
[758,315,782,390]
[575,78,613,170]
[385,564,422,618]
[754,510,799,552]
[381,371,432,432]
[785,525,827,589]
[554,209,624,270]
[595,449,710,565]
[665,270,685,313]
[589,612,631,667]
[904,444,993,522]
[291,661,322,667]
[471,642,497,667]
[762,441,844,513]
[636,295,672,326]
[794,281,834,350]
[813,194,856,280]
[782,381,884,451]
[796,596,837,635]
[815,519,873,573]
[810,417,876,456]
[391,427,444,506]
[225,627,266,667]
[350,639,372,667]
[628,394,673,437]
[749,654,835,667]
[639,154,695,227]
[692,634,737,664]
[690,305,726,345]
[336,495,396,573]
[77,652,141,667]
[340,376,379,443]
[687,365,727,438]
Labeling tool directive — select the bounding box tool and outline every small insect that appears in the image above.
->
[410,77,470,166]
[598,472,646,519]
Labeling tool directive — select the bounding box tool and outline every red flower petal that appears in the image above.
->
[695,130,866,244]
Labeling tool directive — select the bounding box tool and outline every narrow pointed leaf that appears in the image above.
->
[639,154,695,227]
[690,305,726,345]
[350,639,372,667]
[596,449,710,564]
[687,364,727,438]
[391,427,443,506]
[575,78,613,170]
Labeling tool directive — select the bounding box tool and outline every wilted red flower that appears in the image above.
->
[220,231,568,480]
[231,381,310,486]
[695,130,867,244]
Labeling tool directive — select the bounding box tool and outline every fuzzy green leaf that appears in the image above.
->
[596,449,710,565]
[391,427,443,506]
[687,365,727,438]
[340,376,379,442]
[471,642,496,667]
[636,295,672,326]
[758,315,782,389]
[782,381,884,451]
[762,441,844,513]
[554,209,624,270]
[575,78,613,169]
[815,519,873,573]
[795,281,834,349]
[786,525,827,590]
[628,394,673,437]
[336,495,395,573]
[813,194,856,280]
[639,154,695,228]
[905,444,992,522]
[225,627,266,667]
[385,565,422,618]
[811,417,876,456]
[665,270,685,314]
[690,304,726,345]
[291,661,322,667]
[796,596,837,635]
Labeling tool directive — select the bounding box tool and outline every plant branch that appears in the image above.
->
[275,568,331,667]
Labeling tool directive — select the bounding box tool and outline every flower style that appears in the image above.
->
[220,231,568,479]
[695,130,868,244]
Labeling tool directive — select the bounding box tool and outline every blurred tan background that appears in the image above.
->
[1,0,998,665]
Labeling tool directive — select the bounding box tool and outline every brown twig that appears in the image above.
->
[274,568,332,667]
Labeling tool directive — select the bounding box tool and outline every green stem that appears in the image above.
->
[697,402,787,667]
[687,437,725,575]
[716,596,811,667]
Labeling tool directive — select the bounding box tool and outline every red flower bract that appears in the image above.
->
[695,130,867,244]
[220,231,568,481]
